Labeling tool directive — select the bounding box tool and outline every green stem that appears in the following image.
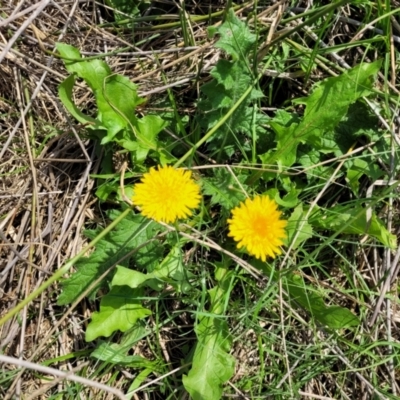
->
[99,2,249,29]
[174,84,254,168]
[265,0,352,51]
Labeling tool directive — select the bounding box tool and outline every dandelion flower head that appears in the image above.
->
[132,165,201,223]
[227,195,287,261]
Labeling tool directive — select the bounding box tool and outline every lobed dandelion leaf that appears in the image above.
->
[58,211,163,305]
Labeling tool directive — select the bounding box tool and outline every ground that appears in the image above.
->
[1,1,400,399]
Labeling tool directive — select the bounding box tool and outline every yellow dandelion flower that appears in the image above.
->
[132,165,201,223]
[227,195,287,261]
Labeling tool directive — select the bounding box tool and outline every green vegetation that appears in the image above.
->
[1,1,399,399]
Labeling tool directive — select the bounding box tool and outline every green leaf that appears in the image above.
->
[346,158,384,195]
[91,341,156,368]
[269,121,298,168]
[334,101,379,154]
[58,211,163,305]
[200,61,261,123]
[105,0,142,21]
[57,43,167,165]
[309,204,397,249]
[183,316,236,400]
[295,61,380,144]
[183,264,235,400]
[265,187,299,208]
[209,9,256,60]
[58,74,103,129]
[100,74,145,141]
[115,115,167,163]
[135,114,168,149]
[202,169,247,210]
[55,42,83,65]
[266,61,381,167]
[127,368,154,395]
[235,107,270,140]
[271,109,301,127]
[158,146,177,165]
[254,261,360,329]
[56,43,147,140]
[56,43,112,91]
[204,61,263,108]
[112,245,191,292]
[198,10,263,159]
[284,274,359,329]
[95,181,118,201]
[314,306,360,329]
[285,204,313,248]
[112,266,152,290]
[153,244,190,290]
[85,286,151,341]
[297,146,332,179]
